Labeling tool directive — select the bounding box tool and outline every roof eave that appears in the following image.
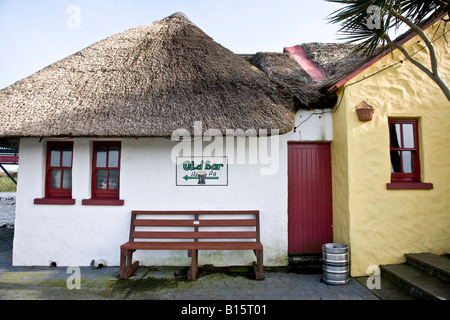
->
[327,14,443,93]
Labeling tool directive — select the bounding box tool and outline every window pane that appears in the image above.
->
[390,123,401,148]
[62,146,72,167]
[402,151,413,173]
[108,146,119,168]
[403,124,415,148]
[50,147,61,167]
[390,151,402,173]
[62,169,72,189]
[96,170,108,189]
[50,169,62,189]
[96,146,107,168]
[108,170,119,190]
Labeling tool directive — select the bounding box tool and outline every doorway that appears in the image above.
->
[288,143,333,254]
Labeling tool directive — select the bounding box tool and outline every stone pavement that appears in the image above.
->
[4,228,441,317]
[0,227,381,302]
[0,265,380,301]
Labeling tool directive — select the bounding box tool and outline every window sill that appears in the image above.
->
[386,182,433,190]
[82,198,124,206]
[34,197,76,205]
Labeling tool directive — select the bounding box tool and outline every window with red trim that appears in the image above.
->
[389,119,420,182]
[387,119,432,190]
[34,141,75,205]
[82,141,124,205]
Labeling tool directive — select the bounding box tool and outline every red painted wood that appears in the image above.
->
[132,231,257,239]
[386,182,433,190]
[129,211,261,242]
[120,210,264,280]
[45,141,73,198]
[134,219,256,227]
[91,141,121,199]
[0,155,19,164]
[388,119,420,182]
[288,143,333,254]
[34,197,76,205]
[121,241,263,251]
[132,210,259,215]
[81,198,124,206]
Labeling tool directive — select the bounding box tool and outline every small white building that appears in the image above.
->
[1,13,363,269]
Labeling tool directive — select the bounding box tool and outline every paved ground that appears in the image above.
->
[0,227,378,301]
[1,227,416,306]
[0,265,379,301]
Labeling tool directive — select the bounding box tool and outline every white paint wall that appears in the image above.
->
[12,110,332,267]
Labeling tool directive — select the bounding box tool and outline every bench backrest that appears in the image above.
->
[128,210,260,243]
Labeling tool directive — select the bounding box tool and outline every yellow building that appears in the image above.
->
[330,18,450,276]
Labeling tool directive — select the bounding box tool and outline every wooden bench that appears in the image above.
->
[120,210,264,280]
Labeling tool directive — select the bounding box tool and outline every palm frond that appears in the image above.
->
[325,0,449,57]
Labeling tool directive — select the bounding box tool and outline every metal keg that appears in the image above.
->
[322,243,350,285]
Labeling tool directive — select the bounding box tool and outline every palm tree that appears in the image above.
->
[326,0,450,101]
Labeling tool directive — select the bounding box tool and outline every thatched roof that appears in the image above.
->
[0,13,295,139]
[249,15,445,106]
[243,43,373,109]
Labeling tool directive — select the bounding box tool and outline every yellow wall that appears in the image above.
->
[332,20,450,276]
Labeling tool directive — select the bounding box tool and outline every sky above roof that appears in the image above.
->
[0,0,349,89]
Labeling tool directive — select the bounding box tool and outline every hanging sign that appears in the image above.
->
[176,156,228,186]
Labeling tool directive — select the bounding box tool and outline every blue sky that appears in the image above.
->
[0,0,348,89]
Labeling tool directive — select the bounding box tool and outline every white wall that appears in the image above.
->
[13,110,332,267]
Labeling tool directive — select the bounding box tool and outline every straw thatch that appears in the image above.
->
[0,13,295,139]
[0,13,379,145]
[243,43,374,109]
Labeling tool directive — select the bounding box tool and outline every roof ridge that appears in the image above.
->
[283,45,325,82]
[161,12,192,24]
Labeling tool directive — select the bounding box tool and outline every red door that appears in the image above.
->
[288,143,333,254]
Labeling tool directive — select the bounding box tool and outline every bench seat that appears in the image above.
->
[120,210,264,281]
[121,241,263,251]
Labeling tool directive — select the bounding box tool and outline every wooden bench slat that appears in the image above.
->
[134,219,257,227]
[132,210,259,215]
[121,241,263,250]
[132,231,258,239]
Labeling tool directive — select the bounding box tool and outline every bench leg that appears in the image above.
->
[187,249,198,281]
[253,249,264,280]
[120,249,139,279]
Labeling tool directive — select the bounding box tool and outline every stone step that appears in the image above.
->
[406,253,450,283]
[380,263,450,300]
[288,254,322,266]
[288,255,323,274]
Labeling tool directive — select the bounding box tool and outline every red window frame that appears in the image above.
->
[34,141,75,205]
[46,141,73,197]
[82,141,124,205]
[387,119,432,190]
[389,119,420,182]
